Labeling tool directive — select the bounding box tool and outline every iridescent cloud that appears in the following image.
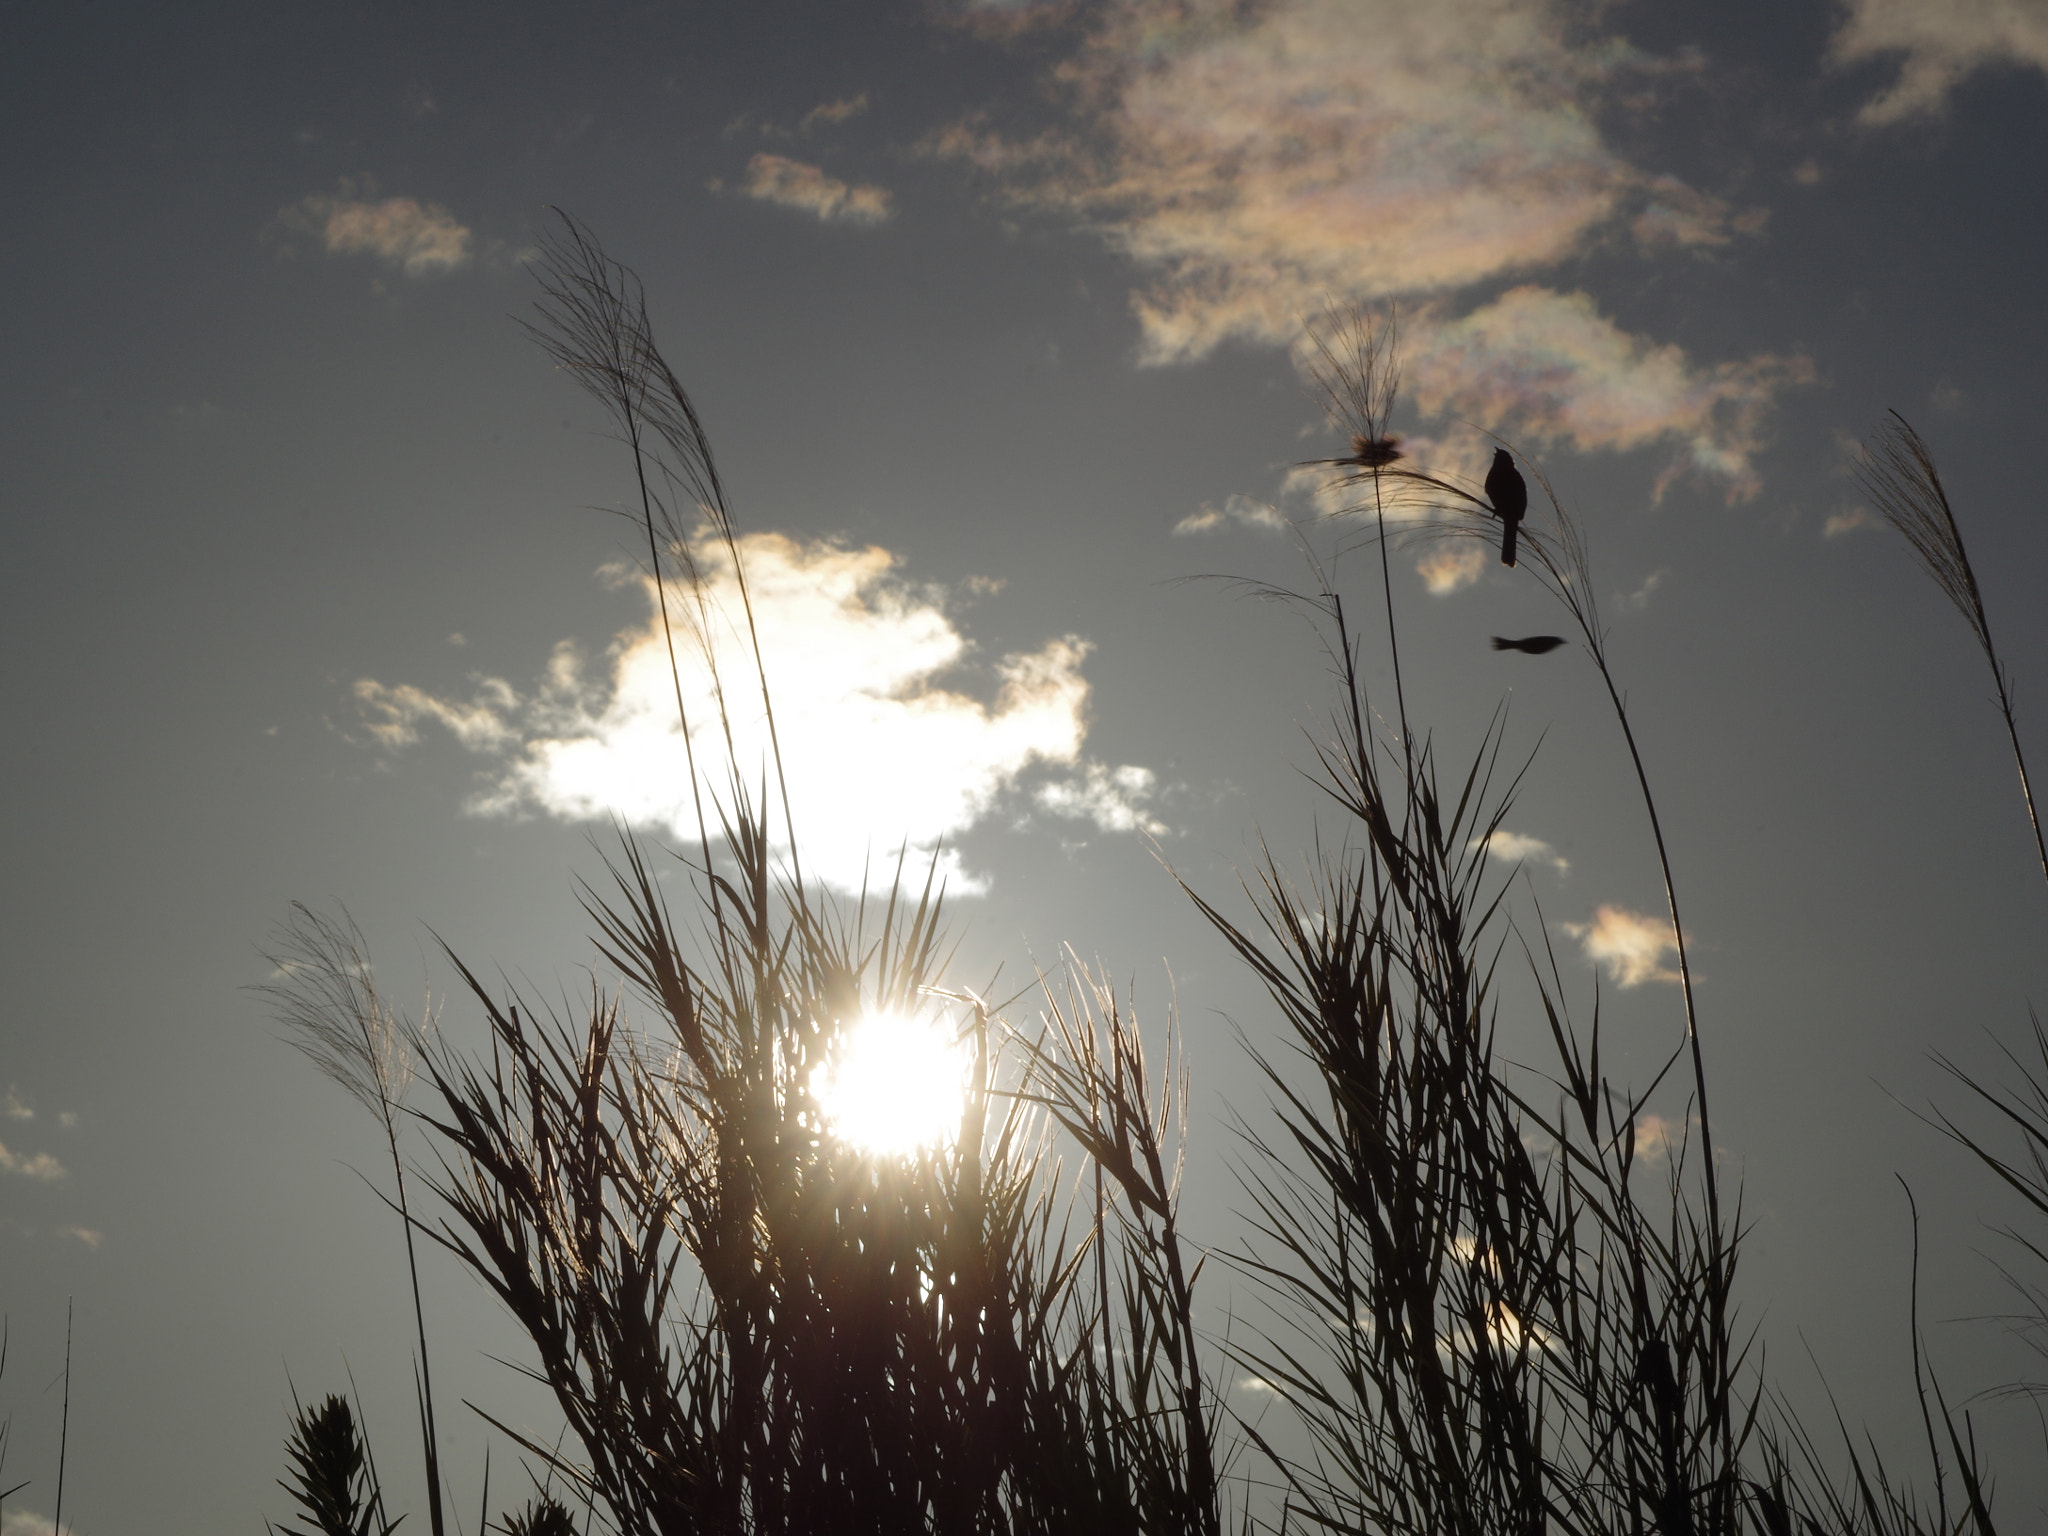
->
[1404,289,1812,501]
[929,0,1802,492]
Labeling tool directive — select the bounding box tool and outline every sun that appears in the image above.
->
[810,1008,971,1157]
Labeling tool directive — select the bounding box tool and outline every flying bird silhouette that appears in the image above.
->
[1484,448,1527,567]
[1491,635,1565,654]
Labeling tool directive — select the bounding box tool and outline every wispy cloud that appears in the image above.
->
[0,1138,65,1181]
[736,154,894,225]
[1173,493,1288,536]
[801,93,872,132]
[4,1510,76,1536]
[352,677,520,752]
[3,1086,31,1120]
[1823,506,1879,538]
[1832,0,2048,124]
[1618,568,1667,612]
[352,531,1152,892]
[931,0,1803,493]
[279,178,474,275]
[58,1225,103,1250]
[1474,829,1569,874]
[1561,903,1682,987]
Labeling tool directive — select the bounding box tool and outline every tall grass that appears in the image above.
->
[1860,409,2048,1484]
[273,215,1224,1536]
[269,234,2039,1535]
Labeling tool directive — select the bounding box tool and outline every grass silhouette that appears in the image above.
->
[265,225,2043,1535]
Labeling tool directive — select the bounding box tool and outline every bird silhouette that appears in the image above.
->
[1484,448,1527,567]
[1491,635,1565,654]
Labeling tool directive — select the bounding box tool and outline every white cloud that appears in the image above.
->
[1561,903,1682,988]
[0,1138,65,1181]
[1035,762,1168,835]
[1832,0,2048,124]
[1473,830,1569,874]
[281,179,474,275]
[1173,493,1289,535]
[1823,506,1879,538]
[3,1086,31,1120]
[4,1511,75,1536]
[353,531,1151,892]
[58,1225,103,1250]
[737,154,894,225]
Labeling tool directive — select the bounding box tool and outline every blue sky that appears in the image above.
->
[3,1,2048,1529]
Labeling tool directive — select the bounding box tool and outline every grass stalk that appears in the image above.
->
[262,907,446,1536]
[1858,411,2047,903]
[53,1300,69,1536]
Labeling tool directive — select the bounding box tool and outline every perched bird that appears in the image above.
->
[1484,448,1528,567]
[1491,635,1565,655]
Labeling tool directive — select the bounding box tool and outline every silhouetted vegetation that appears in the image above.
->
[267,220,2043,1535]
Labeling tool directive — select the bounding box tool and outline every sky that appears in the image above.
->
[3,0,2048,1529]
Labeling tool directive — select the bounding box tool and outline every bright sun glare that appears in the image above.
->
[810,1009,971,1158]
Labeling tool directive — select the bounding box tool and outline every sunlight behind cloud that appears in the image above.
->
[353,531,1162,892]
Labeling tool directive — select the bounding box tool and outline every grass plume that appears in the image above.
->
[1857,411,2047,900]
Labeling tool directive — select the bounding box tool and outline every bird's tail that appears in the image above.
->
[1500,521,1519,568]
[1490,636,1513,651]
